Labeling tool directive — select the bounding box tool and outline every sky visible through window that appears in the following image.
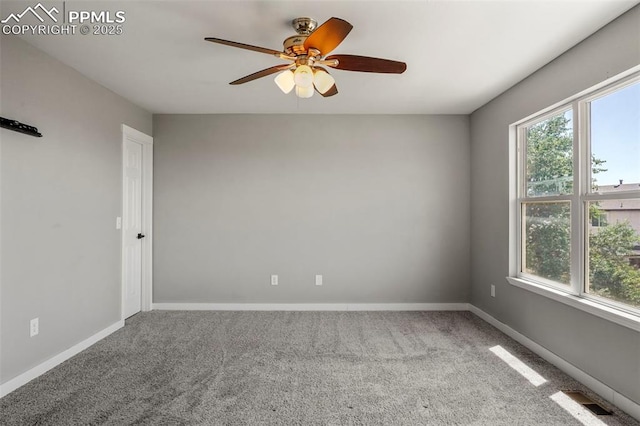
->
[591,82,640,187]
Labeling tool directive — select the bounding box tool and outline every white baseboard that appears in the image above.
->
[0,320,124,398]
[151,302,470,311]
[468,305,640,421]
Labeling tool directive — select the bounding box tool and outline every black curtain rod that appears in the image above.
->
[0,116,42,137]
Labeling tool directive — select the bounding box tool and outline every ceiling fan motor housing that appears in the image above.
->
[284,17,319,55]
[283,35,308,55]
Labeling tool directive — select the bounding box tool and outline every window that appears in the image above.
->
[514,73,640,319]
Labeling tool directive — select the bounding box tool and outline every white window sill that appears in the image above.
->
[506,277,640,332]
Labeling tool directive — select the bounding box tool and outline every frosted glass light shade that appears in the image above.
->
[313,69,335,94]
[274,70,295,94]
[295,85,314,98]
[293,65,313,88]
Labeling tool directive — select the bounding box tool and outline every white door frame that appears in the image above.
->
[121,124,153,320]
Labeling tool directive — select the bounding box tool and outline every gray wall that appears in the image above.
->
[153,114,470,303]
[0,36,152,384]
[470,6,640,404]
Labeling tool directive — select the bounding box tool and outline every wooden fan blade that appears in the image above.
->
[230,64,293,85]
[205,37,282,56]
[325,54,407,74]
[303,17,353,55]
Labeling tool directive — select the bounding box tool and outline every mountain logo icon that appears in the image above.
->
[1,3,59,24]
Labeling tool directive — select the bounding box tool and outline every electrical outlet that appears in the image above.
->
[491,284,496,298]
[315,275,323,286]
[116,216,122,229]
[30,318,39,337]
[271,275,278,286]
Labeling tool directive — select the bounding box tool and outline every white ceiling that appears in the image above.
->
[5,1,638,114]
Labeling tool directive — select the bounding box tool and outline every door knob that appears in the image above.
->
[137,233,145,239]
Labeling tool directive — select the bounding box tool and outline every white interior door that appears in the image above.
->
[123,138,143,318]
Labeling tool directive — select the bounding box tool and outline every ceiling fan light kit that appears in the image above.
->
[293,64,314,87]
[205,16,406,99]
[295,85,314,99]
[313,69,335,95]
[274,70,295,94]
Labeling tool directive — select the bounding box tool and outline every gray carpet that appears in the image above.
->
[0,311,637,425]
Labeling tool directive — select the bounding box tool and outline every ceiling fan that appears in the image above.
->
[205,17,407,98]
